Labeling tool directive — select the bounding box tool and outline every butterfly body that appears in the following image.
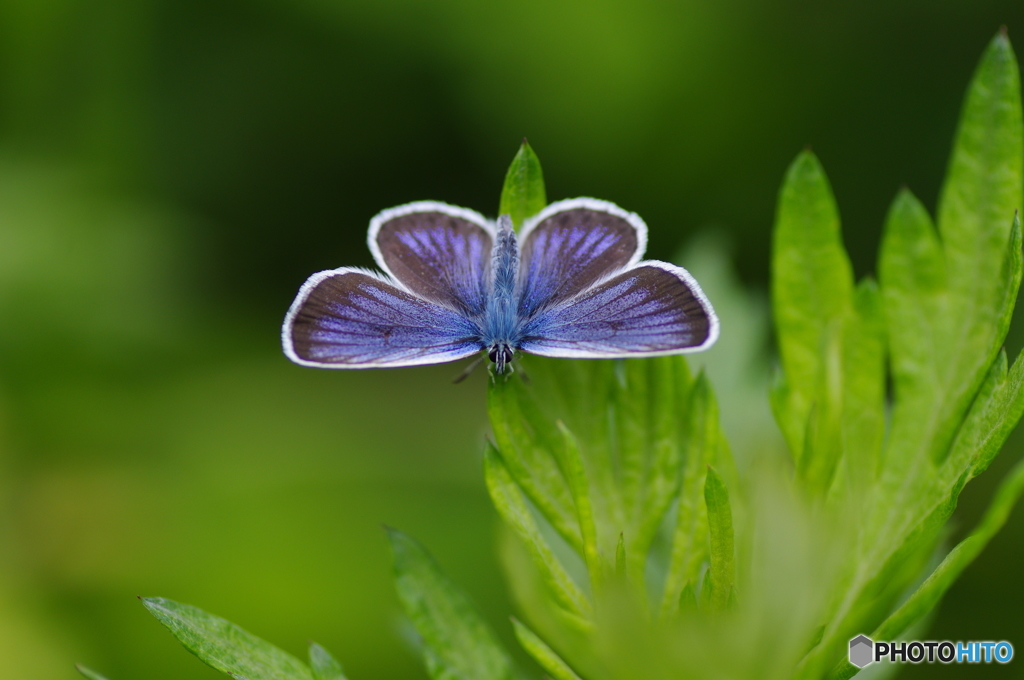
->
[480,215,523,373]
[283,198,718,372]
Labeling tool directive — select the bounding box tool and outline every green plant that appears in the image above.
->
[78,30,1024,680]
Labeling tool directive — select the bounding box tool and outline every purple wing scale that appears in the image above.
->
[283,268,483,368]
[518,262,718,358]
[517,198,646,316]
[369,202,493,318]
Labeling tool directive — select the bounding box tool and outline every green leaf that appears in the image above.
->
[938,32,1023,299]
[499,140,547,229]
[616,358,692,570]
[947,341,1024,482]
[488,355,709,602]
[698,570,714,613]
[511,618,583,680]
[877,454,1024,641]
[878,189,946,410]
[771,150,855,459]
[614,532,626,582]
[557,421,601,591]
[309,643,348,680]
[807,40,1024,674]
[813,41,1024,672]
[798,323,843,494]
[837,278,886,495]
[827,453,1024,680]
[75,665,112,680]
[704,465,735,613]
[484,444,592,621]
[488,374,583,554]
[142,597,312,680]
[659,373,718,618]
[387,528,516,680]
[882,32,1023,470]
[677,582,697,615]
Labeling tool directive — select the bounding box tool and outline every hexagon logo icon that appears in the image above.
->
[849,635,874,668]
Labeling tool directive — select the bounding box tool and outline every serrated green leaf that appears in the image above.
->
[769,33,1021,680]
[816,42,1024,668]
[483,444,592,621]
[771,150,855,459]
[511,618,583,680]
[76,665,112,680]
[142,597,312,680]
[499,141,547,229]
[386,528,516,680]
[881,33,1023,472]
[308,643,347,680]
[704,465,735,613]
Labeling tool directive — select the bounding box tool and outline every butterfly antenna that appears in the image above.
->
[452,354,487,384]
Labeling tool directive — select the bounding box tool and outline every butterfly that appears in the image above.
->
[282,198,718,374]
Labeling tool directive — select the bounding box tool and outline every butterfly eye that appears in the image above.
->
[487,345,515,372]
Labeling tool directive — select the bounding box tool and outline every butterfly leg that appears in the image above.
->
[451,353,487,384]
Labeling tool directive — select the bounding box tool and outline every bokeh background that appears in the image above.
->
[2,1,1024,678]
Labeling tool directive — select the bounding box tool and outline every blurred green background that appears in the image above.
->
[1,1,1024,678]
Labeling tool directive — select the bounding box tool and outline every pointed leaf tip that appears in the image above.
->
[772,149,853,458]
[142,597,313,680]
[785,149,826,183]
[76,665,112,680]
[309,642,348,680]
[499,142,547,229]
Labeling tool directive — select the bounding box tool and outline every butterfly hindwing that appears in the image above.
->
[518,262,718,358]
[368,202,494,317]
[283,268,482,368]
[517,198,647,317]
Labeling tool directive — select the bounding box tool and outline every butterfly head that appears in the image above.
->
[487,342,515,374]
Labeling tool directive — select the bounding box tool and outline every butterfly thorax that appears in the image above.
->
[482,215,523,373]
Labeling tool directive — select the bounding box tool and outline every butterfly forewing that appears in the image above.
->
[517,199,646,317]
[283,269,482,368]
[369,202,493,317]
[518,262,718,358]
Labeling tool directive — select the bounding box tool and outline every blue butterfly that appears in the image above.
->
[282,198,718,374]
